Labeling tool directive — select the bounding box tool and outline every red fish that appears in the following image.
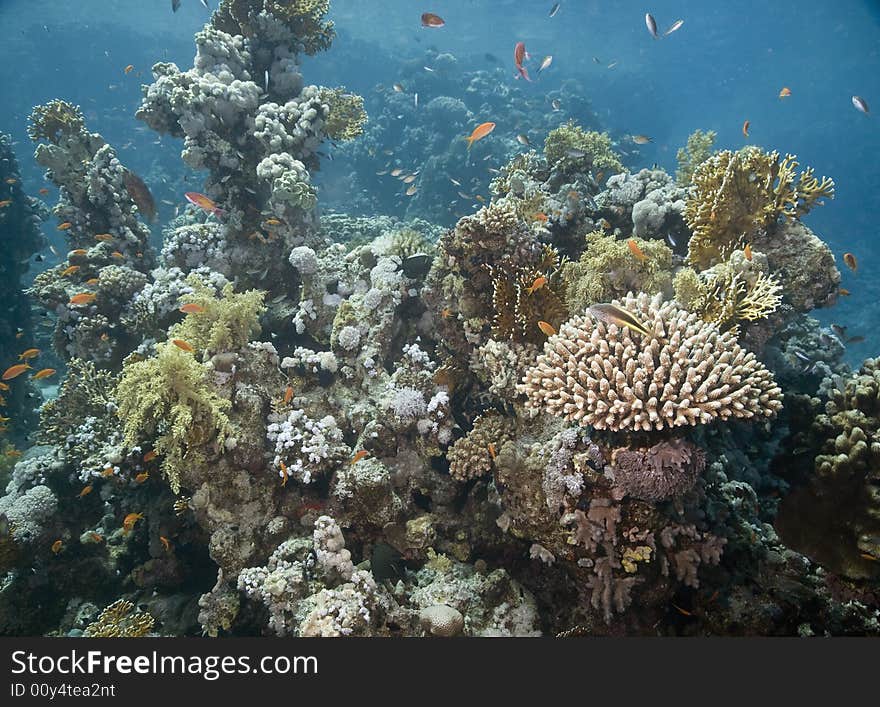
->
[184,192,224,217]
[421,12,445,28]
[514,42,531,81]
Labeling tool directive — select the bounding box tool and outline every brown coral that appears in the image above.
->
[447,412,514,482]
[213,0,335,55]
[84,599,155,637]
[611,439,705,502]
[27,99,85,145]
[518,292,783,432]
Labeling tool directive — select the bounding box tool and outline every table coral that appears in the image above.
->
[519,291,783,431]
[115,342,232,494]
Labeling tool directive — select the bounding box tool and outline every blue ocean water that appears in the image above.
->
[1,0,877,361]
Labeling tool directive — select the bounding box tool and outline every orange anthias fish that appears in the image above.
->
[122,512,144,533]
[179,303,206,314]
[85,278,100,286]
[487,442,497,460]
[31,368,56,381]
[94,233,114,242]
[135,472,149,483]
[742,120,750,137]
[69,292,97,306]
[143,450,158,463]
[69,249,88,257]
[57,222,73,231]
[124,64,134,74]
[627,239,648,262]
[526,276,547,295]
[779,87,792,98]
[465,122,496,149]
[279,460,289,487]
[52,540,63,554]
[39,188,50,195]
[171,339,194,353]
[160,536,171,552]
[0,200,11,208]
[843,252,857,271]
[537,321,557,337]
[420,12,445,28]
[184,192,224,217]
[90,532,104,543]
[18,348,40,361]
[532,212,549,222]
[839,288,851,296]
[514,41,531,81]
[744,243,753,261]
[61,265,81,277]
[79,484,93,498]
[101,467,115,477]
[351,450,369,465]
[111,251,125,259]
[2,363,31,381]
[283,385,294,405]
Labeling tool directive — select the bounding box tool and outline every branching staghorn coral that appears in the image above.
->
[317,87,367,142]
[562,230,674,311]
[544,122,623,174]
[485,245,567,344]
[675,129,716,185]
[685,147,834,269]
[115,342,232,494]
[170,277,266,355]
[83,599,155,638]
[519,292,783,431]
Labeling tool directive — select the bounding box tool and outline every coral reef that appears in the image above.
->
[543,123,623,175]
[675,129,716,185]
[83,599,155,638]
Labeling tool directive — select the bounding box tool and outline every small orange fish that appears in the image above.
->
[2,363,31,380]
[744,243,753,261]
[487,442,497,460]
[90,532,104,543]
[57,222,72,231]
[742,120,750,138]
[31,368,56,380]
[160,536,171,552]
[6,449,22,458]
[69,248,88,256]
[124,64,134,74]
[111,251,124,259]
[526,276,547,295]
[283,385,294,405]
[122,512,144,533]
[627,239,648,262]
[440,307,454,319]
[143,450,158,463]
[537,321,557,337]
[598,218,611,231]
[860,553,878,562]
[351,450,369,465]
[179,303,205,314]
[778,87,792,98]
[0,382,8,391]
[171,339,194,353]
[532,212,549,222]
[465,122,496,149]
[839,288,851,296]
[69,292,97,306]
[100,333,109,342]
[18,348,40,361]
[184,192,224,217]
[85,278,100,286]
[279,460,289,487]
[101,467,115,477]
[421,12,445,27]
[94,233,114,242]
[61,265,81,277]
[135,472,149,483]
[0,200,11,208]
[51,539,63,554]
[38,188,50,195]
[843,252,857,271]
[79,484,93,497]
[263,218,283,226]
[671,603,693,617]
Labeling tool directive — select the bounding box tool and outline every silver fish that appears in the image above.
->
[645,13,658,39]
[663,19,684,36]
[551,99,562,111]
[199,0,209,9]
[549,3,560,17]
[538,55,553,73]
[264,69,269,91]
[666,233,677,247]
[517,134,530,146]
[589,303,652,338]
[414,92,419,109]
[565,148,587,159]
[852,95,869,114]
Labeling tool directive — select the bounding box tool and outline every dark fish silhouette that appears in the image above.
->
[122,169,156,222]
[172,0,181,12]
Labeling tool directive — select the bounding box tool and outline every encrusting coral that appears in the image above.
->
[170,277,266,356]
[115,342,232,494]
[685,146,834,269]
[519,292,783,431]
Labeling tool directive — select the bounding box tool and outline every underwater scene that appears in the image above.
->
[0,0,878,638]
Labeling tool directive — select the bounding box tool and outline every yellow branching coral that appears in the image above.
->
[544,122,623,174]
[27,99,86,145]
[84,599,155,637]
[562,230,674,311]
[318,87,366,142]
[679,269,782,336]
[170,277,266,356]
[485,245,568,344]
[214,0,335,55]
[685,146,834,269]
[675,129,716,185]
[116,342,232,494]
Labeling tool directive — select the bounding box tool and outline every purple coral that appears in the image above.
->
[611,439,706,502]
